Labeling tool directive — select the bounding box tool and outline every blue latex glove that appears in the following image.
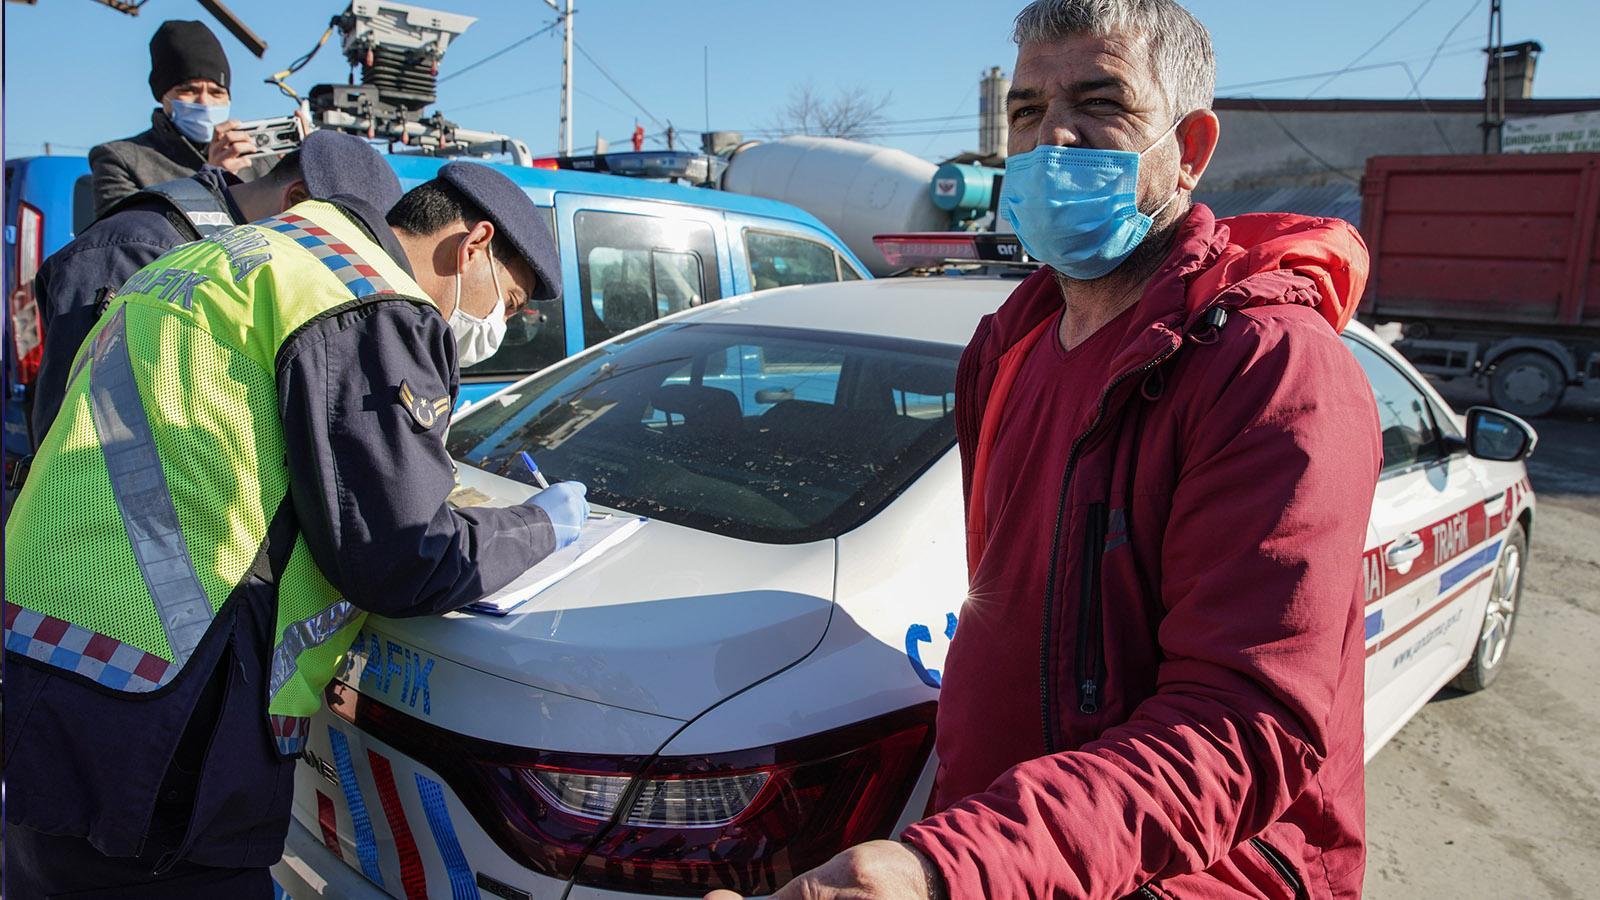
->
[525,481,589,550]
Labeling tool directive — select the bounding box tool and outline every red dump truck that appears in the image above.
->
[1359,152,1600,416]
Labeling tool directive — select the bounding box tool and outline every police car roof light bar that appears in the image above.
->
[531,151,728,186]
[872,232,1034,270]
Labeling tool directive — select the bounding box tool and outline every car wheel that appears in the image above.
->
[1488,352,1565,418]
[1451,522,1527,692]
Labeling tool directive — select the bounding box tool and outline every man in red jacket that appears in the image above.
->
[708,2,1381,899]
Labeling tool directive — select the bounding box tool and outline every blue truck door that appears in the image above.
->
[552,192,731,356]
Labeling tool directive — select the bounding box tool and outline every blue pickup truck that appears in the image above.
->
[2,150,869,490]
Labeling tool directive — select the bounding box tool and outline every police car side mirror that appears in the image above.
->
[1465,407,1537,462]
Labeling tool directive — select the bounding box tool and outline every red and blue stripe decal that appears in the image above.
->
[328,727,385,886]
[324,726,482,899]
[1361,480,1528,658]
[1439,541,1502,595]
[368,749,429,900]
[415,772,482,900]
[316,790,343,860]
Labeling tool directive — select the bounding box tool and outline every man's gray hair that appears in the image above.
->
[1013,0,1215,115]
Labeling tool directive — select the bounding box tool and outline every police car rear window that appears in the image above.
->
[447,322,959,544]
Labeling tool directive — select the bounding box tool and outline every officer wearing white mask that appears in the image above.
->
[5,160,584,896]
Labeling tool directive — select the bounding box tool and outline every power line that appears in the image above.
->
[1397,61,1459,152]
[450,84,561,113]
[1306,0,1438,97]
[439,18,563,84]
[919,82,978,156]
[573,39,666,129]
[1243,95,1360,183]
[1217,43,1479,93]
[1417,0,1484,87]
[576,86,636,119]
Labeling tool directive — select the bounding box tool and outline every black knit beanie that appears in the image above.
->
[148,20,231,101]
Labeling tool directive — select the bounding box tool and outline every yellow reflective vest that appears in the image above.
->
[5,200,432,755]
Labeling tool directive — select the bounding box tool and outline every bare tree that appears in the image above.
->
[769,82,893,141]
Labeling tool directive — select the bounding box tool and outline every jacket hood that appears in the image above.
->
[1185,210,1368,332]
[979,205,1370,366]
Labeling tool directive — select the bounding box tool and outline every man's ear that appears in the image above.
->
[461,219,496,263]
[1176,109,1220,192]
[281,179,312,212]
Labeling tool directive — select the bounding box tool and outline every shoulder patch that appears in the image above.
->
[398,379,452,430]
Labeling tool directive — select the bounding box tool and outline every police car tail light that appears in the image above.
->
[525,768,771,827]
[10,201,45,384]
[566,702,937,896]
[330,684,932,895]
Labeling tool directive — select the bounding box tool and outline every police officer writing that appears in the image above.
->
[88,19,265,215]
[3,161,588,898]
[29,130,404,448]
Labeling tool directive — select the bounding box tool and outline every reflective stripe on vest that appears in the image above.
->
[268,599,360,701]
[105,176,236,239]
[90,304,214,677]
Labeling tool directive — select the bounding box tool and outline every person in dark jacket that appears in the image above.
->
[88,19,266,215]
[708,2,1381,899]
[29,130,399,447]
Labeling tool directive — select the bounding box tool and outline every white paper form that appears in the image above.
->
[465,515,647,616]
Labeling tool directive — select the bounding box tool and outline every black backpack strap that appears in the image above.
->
[97,176,236,241]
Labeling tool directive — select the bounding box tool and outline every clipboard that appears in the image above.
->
[465,515,647,616]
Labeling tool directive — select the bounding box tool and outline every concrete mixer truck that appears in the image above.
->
[719,136,1007,276]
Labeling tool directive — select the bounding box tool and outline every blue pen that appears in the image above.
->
[519,451,551,490]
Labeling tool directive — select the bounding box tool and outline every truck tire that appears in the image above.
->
[1488,351,1565,418]
[1451,522,1526,693]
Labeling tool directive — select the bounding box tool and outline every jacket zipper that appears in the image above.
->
[1039,337,1180,754]
[1250,837,1307,900]
[1076,503,1109,714]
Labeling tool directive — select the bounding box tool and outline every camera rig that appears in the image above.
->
[281,1,534,164]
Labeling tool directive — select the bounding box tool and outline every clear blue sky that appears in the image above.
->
[4,0,1596,162]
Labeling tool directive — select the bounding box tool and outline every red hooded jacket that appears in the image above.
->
[900,206,1382,900]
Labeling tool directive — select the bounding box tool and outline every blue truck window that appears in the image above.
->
[575,209,719,348]
[745,229,861,289]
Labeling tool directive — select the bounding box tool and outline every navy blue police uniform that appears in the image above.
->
[4,161,564,898]
[27,130,406,446]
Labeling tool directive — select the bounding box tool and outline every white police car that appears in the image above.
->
[273,266,1536,900]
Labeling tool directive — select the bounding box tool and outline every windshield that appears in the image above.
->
[447,322,960,544]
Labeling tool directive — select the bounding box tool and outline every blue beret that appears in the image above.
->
[297,130,403,214]
[438,161,561,301]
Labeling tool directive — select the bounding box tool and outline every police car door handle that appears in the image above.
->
[1385,534,1425,569]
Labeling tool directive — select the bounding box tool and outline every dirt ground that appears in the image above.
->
[1363,380,1600,899]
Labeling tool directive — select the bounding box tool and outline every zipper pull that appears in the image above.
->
[1078,679,1099,715]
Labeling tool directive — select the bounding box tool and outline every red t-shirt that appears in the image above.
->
[936,301,1138,806]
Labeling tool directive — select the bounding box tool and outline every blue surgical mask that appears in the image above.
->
[168,99,231,143]
[1000,118,1184,280]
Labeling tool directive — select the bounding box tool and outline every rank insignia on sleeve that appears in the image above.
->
[398,379,452,430]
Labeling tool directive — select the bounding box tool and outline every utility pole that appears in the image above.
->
[542,0,574,156]
[1483,0,1504,153]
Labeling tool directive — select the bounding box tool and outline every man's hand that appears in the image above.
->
[524,481,589,549]
[703,841,941,900]
[207,120,255,174]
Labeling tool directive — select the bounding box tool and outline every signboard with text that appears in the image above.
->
[1502,111,1600,154]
